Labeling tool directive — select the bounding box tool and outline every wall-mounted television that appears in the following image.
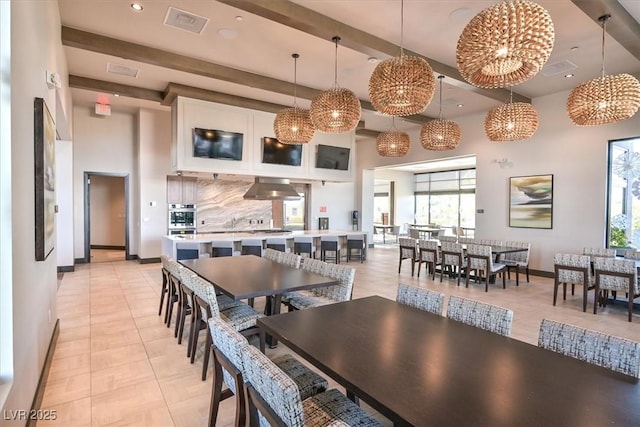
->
[193,128,243,161]
[262,137,302,167]
[315,144,350,170]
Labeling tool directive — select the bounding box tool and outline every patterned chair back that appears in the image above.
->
[538,319,640,378]
[553,253,591,285]
[441,242,465,266]
[399,238,417,259]
[466,244,494,271]
[439,235,457,243]
[583,247,616,258]
[503,241,531,264]
[623,249,640,260]
[458,237,476,245]
[242,345,305,427]
[185,273,220,319]
[446,296,513,336]
[313,264,356,302]
[396,283,445,315]
[476,239,503,247]
[280,252,302,269]
[209,317,248,394]
[263,248,282,262]
[408,228,421,239]
[594,257,638,294]
[301,258,327,275]
[418,239,440,263]
[164,257,183,280]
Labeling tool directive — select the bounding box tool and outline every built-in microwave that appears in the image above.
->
[168,204,196,230]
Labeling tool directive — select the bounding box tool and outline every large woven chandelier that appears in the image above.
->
[376,118,410,157]
[567,14,640,126]
[456,0,554,88]
[310,36,361,133]
[421,76,461,151]
[368,0,435,116]
[273,54,315,144]
[484,92,539,142]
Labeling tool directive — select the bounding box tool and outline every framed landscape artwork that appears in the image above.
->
[509,174,553,229]
[34,97,56,261]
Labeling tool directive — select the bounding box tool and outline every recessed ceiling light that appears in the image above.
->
[235,15,243,21]
[131,3,143,11]
[564,73,575,78]
[217,28,237,39]
[114,93,120,97]
[368,57,378,64]
[457,103,464,108]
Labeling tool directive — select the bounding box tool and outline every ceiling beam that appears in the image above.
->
[61,26,432,125]
[571,0,640,62]
[164,82,289,112]
[69,75,165,102]
[217,0,530,104]
[355,129,381,138]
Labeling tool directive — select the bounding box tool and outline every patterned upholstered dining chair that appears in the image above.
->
[538,319,640,378]
[465,244,507,292]
[593,257,639,322]
[207,317,328,427]
[286,263,356,311]
[396,283,445,316]
[502,241,531,285]
[446,295,513,337]
[242,344,382,427]
[417,239,441,280]
[552,253,593,313]
[263,247,282,263]
[440,241,466,286]
[398,237,418,276]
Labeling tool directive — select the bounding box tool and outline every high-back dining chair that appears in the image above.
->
[265,237,288,253]
[438,235,457,243]
[263,247,282,262]
[593,257,639,322]
[242,344,381,427]
[346,233,366,262]
[320,235,341,264]
[159,255,175,322]
[241,238,264,257]
[440,241,466,286]
[396,283,445,316]
[417,239,440,280]
[293,236,316,259]
[398,237,418,276]
[465,244,507,291]
[502,241,531,285]
[538,319,640,378]
[553,253,593,312]
[446,296,513,337]
[207,317,328,427]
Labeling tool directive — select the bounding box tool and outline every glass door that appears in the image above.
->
[283,193,305,231]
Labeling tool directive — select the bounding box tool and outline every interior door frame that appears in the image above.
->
[83,171,131,262]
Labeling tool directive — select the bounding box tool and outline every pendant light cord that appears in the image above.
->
[332,36,340,87]
[400,0,404,57]
[292,53,299,107]
[438,75,444,120]
[600,16,607,79]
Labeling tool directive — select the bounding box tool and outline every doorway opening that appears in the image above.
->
[83,172,130,263]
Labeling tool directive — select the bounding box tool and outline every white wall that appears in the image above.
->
[374,169,415,232]
[308,181,356,230]
[55,140,74,268]
[138,109,172,260]
[3,0,72,420]
[72,107,139,259]
[358,90,640,272]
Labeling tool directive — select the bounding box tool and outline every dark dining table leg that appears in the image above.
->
[265,294,282,348]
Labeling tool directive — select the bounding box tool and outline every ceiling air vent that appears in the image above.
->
[164,7,209,34]
[106,62,139,78]
[541,60,577,77]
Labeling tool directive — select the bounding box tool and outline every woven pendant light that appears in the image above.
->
[274,54,315,144]
[484,89,539,141]
[310,36,361,133]
[421,76,461,151]
[376,118,410,157]
[567,15,640,126]
[456,0,554,89]
[369,0,435,116]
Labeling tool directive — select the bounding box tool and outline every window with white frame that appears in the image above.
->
[607,137,640,249]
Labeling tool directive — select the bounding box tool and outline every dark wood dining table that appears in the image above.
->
[180,255,338,345]
[258,296,640,426]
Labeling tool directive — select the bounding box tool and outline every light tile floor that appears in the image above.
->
[38,246,640,426]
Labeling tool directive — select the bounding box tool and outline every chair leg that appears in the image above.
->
[526,267,530,283]
[174,291,183,337]
[191,319,201,364]
[553,279,559,306]
[187,302,199,358]
[158,274,167,316]
[202,331,211,380]
[208,354,224,427]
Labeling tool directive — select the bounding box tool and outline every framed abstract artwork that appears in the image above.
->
[34,97,56,261]
[509,174,553,229]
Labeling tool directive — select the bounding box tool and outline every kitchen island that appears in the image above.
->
[161,229,368,260]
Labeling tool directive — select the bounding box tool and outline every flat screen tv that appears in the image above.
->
[315,144,350,170]
[193,128,243,161]
[262,137,302,166]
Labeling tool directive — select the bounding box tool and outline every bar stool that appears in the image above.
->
[212,240,235,257]
[241,238,264,257]
[176,242,200,260]
[265,237,288,253]
[320,235,341,264]
[346,234,366,263]
[293,236,316,259]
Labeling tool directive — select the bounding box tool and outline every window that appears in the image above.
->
[414,169,476,232]
[607,137,640,248]
[374,192,389,224]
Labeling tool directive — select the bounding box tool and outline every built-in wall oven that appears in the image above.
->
[168,204,196,234]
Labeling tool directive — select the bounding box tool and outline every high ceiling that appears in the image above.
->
[59,0,640,134]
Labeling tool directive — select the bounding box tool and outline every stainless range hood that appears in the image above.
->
[242,177,301,200]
